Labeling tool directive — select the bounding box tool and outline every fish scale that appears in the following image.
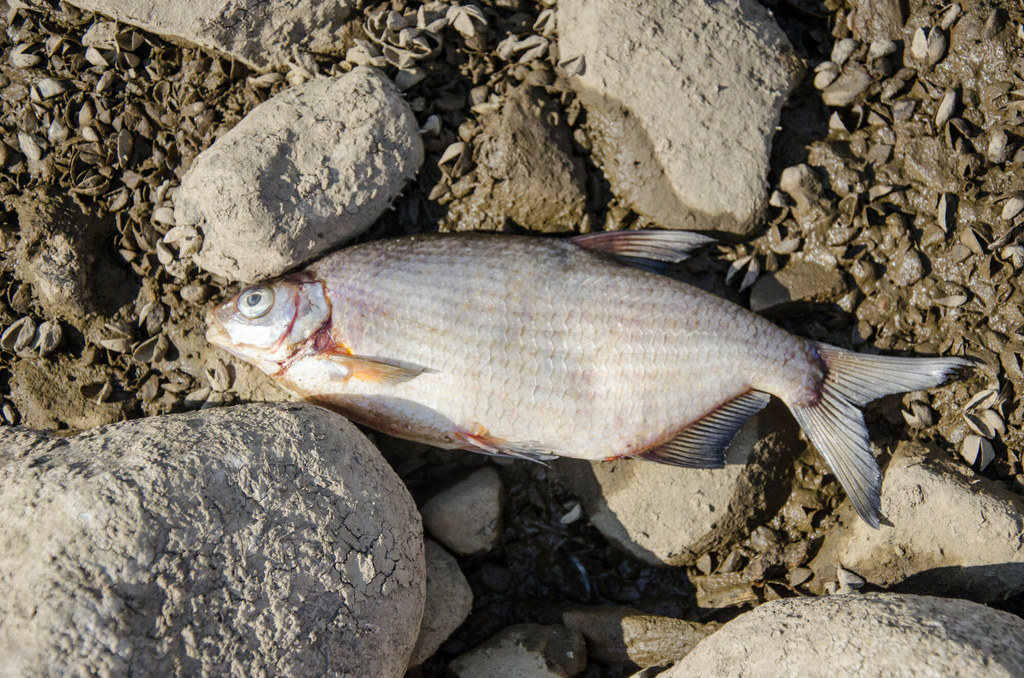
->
[207,231,971,527]
[310,237,762,448]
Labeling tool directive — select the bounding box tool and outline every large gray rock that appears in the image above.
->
[61,0,355,71]
[409,539,473,666]
[558,0,801,236]
[0,403,424,677]
[808,442,1024,602]
[557,405,800,567]
[659,593,1024,677]
[177,67,423,282]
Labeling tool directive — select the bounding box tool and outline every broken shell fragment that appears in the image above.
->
[1,317,38,355]
[80,381,113,404]
[935,88,958,127]
[34,319,62,357]
[964,412,995,439]
[447,4,488,39]
[1001,196,1024,221]
[813,65,839,91]
[207,359,233,392]
[132,334,170,363]
[965,387,999,412]
[987,129,1009,164]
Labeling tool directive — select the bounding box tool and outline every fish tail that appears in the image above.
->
[788,342,973,529]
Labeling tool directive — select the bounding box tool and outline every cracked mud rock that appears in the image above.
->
[178,66,423,282]
[449,624,587,678]
[56,0,355,71]
[558,406,799,567]
[808,442,1024,602]
[0,403,424,677]
[420,466,504,557]
[557,0,801,236]
[409,539,473,667]
[444,84,587,233]
[659,593,1024,677]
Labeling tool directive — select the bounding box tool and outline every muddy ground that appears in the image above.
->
[1,0,1023,675]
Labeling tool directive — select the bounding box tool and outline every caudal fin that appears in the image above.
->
[788,343,972,528]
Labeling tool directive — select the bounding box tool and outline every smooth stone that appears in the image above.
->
[557,403,800,567]
[659,593,1024,677]
[808,442,1024,602]
[443,84,586,233]
[420,466,505,556]
[409,539,473,666]
[562,606,719,669]
[179,67,423,283]
[558,0,801,236]
[749,260,847,314]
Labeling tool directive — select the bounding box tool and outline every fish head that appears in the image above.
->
[205,273,330,376]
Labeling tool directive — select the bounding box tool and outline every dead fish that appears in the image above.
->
[206,231,970,528]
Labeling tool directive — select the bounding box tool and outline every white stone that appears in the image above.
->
[659,593,1024,677]
[62,0,355,71]
[557,0,801,236]
[409,540,473,666]
[420,467,504,557]
[0,403,424,677]
[558,407,800,566]
[177,67,423,282]
[808,442,1024,601]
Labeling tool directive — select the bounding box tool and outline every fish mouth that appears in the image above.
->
[204,309,231,350]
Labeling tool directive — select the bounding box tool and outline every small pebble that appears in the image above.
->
[910,27,930,62]
[830,38,858,67]
[867,40,897,60]
[16,132,45,162]
[822,70,872,107]
[33,77,66,100]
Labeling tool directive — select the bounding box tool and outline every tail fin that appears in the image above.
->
[788,343,972,528]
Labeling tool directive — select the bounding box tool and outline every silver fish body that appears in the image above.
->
[206,231,969,527]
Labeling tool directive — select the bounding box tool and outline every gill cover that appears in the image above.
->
[206,276,330,368]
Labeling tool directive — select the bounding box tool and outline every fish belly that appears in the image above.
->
[302,235,817,459]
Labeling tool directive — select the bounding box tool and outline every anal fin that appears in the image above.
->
[637,391,771,468]
[453,428,558,465]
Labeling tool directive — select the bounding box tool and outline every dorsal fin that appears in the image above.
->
[637,391,771,468]
[570,230,715,264]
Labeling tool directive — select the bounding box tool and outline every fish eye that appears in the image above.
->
[236,285,275,319]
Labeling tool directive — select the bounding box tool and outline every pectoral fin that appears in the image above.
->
[637,390,770,468]
[326,353,431,384]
